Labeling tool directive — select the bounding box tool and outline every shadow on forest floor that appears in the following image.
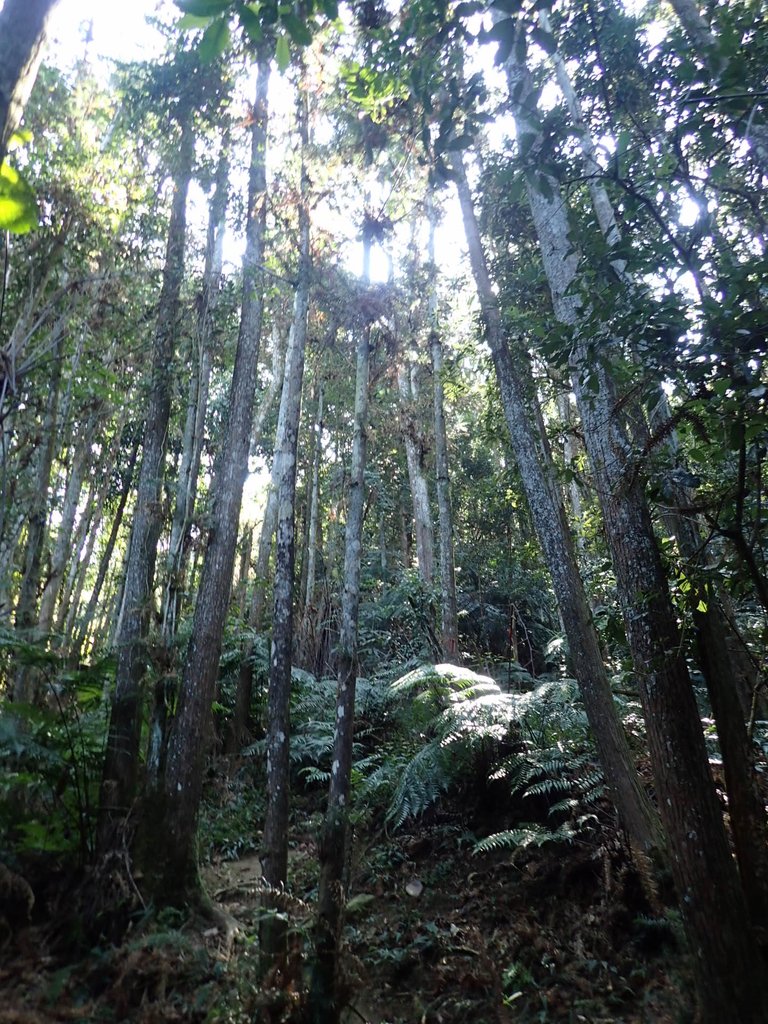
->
[0,795,693,1024]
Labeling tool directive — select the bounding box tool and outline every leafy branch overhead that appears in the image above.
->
[174,0,339,69]
[0,132,37,234]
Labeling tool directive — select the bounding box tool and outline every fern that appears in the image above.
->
[385,743,454,829]
[473,821,577,854]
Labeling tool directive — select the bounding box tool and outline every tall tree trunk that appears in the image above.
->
[227,326,287,752]
[260,80,311,969]
[499,27,768,1021]
[37,419,96,636]
[12,318,64,701]
[97,115,194,853]
[397,357,434,584]
[71,436,139,664]
[161,135,229,648]
[426,190,458,660]
[0,0,60,165]
[146,136,230,786]
[299,382,324,662]
[310,236,373,1024]
[543,10,768,932]
[139,61,270,904]
[452,154,663,859]
[54,410,129,644]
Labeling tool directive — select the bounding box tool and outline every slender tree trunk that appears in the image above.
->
[452,154,663,859]
[139,62,270,904]
[12,320,64,701]
[499,29,768,1020]
[555,392,585,533]
[260,81,311,969]
[37,422,95,636]
[145,137,230,786]
[310,236,373,1024]
[71,437,138,664]
[299,382,324,660]
[397,358,434,584]
[60,487,102,645]
[544,11,768,933]
[55,411,129,643]
[97,115,194,852]
[426,191,458,660]
[0,0,60,165]
[161,135,229,648]
[228,327,287,751]
[56,474,99,639]
[233,527,253,614]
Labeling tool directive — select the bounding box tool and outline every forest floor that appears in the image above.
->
[0,774,693,1024]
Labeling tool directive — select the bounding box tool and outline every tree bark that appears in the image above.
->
[260,80,311,970]
[397,357,434,585]
[427,190,458,660]
[499,26,768,1020]
[310,236,373,1024]
[97,115,194,853]
[161,135,229,648]
[299,382,324,661]
[140,61,270,904]
[12,319,64,701]
[0,0,60,165]
[453,153,663,858]
[228,326,287,751]
[145,135,230,786]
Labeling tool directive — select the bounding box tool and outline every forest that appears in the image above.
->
[0,0,767,1020]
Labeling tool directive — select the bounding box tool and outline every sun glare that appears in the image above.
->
[48,0,168,67]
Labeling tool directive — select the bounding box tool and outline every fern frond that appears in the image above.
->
[473,821,578,855]
[473,824,556,853]
[385,741,451,829]
[524,776,571,799]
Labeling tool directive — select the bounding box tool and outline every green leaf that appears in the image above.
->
[238,4,263,41]
[178,12,213,27]
[346,893,375,915]
[490,0,524,11]
[444,132,475,151]
[7,129,32,151]
[0,162,38,234]
[487,16,517,64]
[199,18,231,61]
[275,33,291,71]
[283,11,313,45]
[454,1,482,17]
[176,0,231,14]
[319,0,339,17]
[530,25,556,55]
